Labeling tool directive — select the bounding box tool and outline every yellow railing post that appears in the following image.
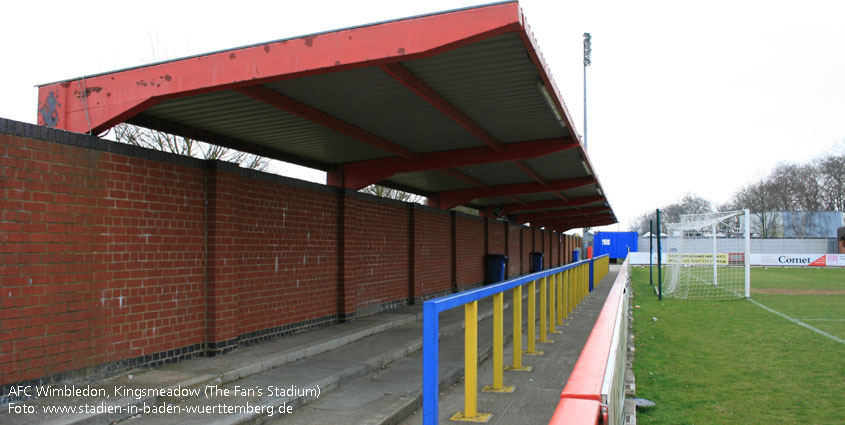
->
[574,267,578,306]
[561,271,568,319]
[484,293,515,393]
[580,265,584,301]
[451,301,492,422]
[538,276,552,343]
[524,280,543,356]
[582,265,586,300]
[557,272,563,325]
[549,273,559,334]
[567,269,572,315]
[506,285,531,371]
[576,266,581,304]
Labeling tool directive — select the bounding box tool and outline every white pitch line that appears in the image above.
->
[747,298,844,344]
[799,319,845,322]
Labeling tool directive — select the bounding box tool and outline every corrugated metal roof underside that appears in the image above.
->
[522,150,589,180]
[264,66,483,154]
[472,184,602,208]
[142,90,391,163]
[386,170,475,193]
[452,162,536,187]
[561,184,600,199]
[122,26,611,225]
[401,33,569,144]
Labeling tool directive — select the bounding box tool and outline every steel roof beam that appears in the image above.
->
[340,137,577,189]
[497,196,604,216]
[237,85,420,160]
[380,62,504,152]
[435,176,596,210]
[514,160,547,185]
[518,206,611,224]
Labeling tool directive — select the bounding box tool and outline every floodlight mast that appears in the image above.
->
[583,32,591,151]
[582,32,591,253]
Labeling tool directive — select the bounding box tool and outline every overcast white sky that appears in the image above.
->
[1,1,843,231]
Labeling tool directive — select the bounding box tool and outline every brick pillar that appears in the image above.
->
[337,189,356,321]
[205,164,241,355]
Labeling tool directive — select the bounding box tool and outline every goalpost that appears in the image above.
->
[663,209,750,299]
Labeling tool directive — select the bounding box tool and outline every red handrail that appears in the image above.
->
[549,260,629,424]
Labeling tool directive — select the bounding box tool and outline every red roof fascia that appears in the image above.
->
[36,2,523,134]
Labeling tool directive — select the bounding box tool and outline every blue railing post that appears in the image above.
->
[589,258,595,292]
[422,301,439,424]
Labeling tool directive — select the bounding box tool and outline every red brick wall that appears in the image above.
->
[220,170,339,341]
[0,121,559,389]
[564,235,569,263]
[343,195,409,315]
[566,234,573,263]
[455,215,484,288]
[507,224,521,278]
[413,207,451,298]
[521,227,530,273]
[488,220,506,256]
[0,134,207,387]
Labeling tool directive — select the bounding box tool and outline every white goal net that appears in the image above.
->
[663,210,750,299]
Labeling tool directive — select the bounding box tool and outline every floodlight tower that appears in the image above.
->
[582,32,591,254]
[583,32,591,150]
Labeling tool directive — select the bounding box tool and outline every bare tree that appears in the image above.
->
[114,123,270,171]
[629,212,654,236]
[724,178,781,237]
[359,184,425,204]
[767,163,823,238]
[630,193,713,234]
[816,148,845,211]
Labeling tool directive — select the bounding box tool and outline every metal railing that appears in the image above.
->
[422,254,610,424]
[549,255,630,425]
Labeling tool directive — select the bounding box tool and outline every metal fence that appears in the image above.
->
[422,254,609,424]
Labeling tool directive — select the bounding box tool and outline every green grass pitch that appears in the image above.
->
[630,266,845,424]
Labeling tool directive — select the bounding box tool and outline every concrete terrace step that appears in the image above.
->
[114,300,502,425]
[3,305,424,425]
[3,299,502,425]
[271,296,518,425]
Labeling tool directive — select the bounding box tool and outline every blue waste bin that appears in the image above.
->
[486,254,508,284]
[572,249,580,262]
[530,251,544,273]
